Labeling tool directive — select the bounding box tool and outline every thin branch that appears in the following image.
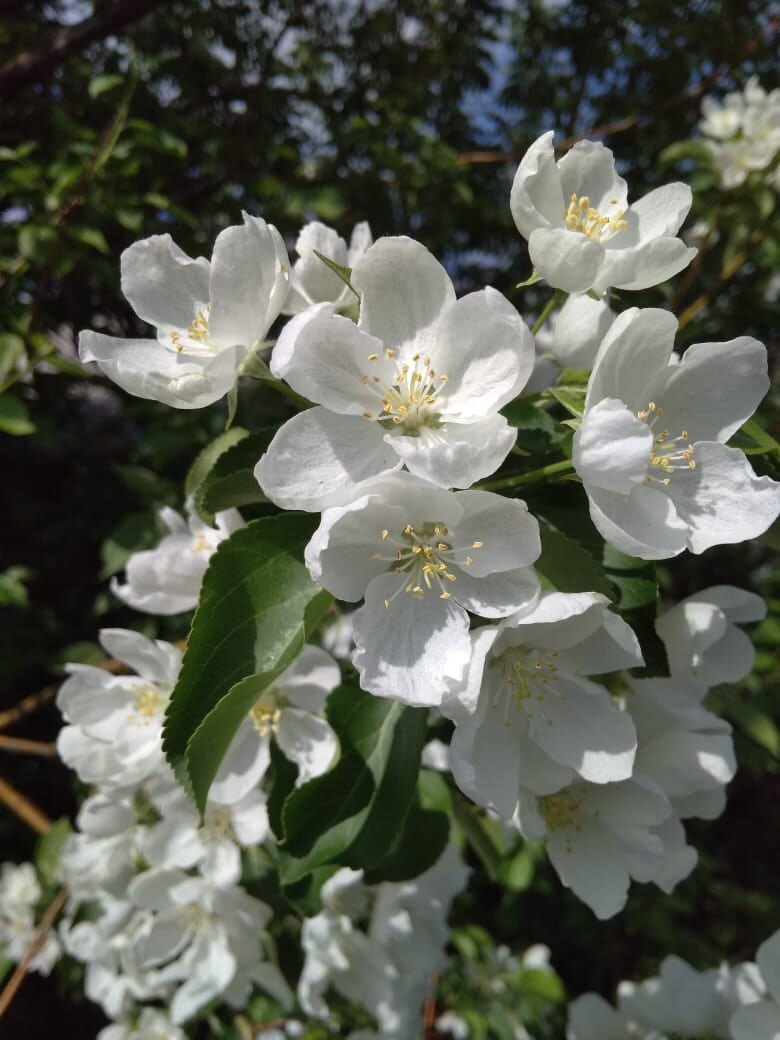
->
[0,685,56,732]
[0,778,53,835]
[677,233,761,331]
[0,734,58,757]
[0,0,164,103]
[0,887,68,1020]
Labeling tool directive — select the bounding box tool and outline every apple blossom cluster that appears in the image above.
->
[0,861,61,976]
[567,927,780,1040]
[4,127,774,1036]
[698,77,780,190]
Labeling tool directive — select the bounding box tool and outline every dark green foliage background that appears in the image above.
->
[0,2,778,1036]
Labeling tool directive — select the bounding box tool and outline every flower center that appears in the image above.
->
[203,806,233,842]
[493,647,561,724]
[168,304,215,354]
[539,787,585,832]
[372,522,484,609]
[133,686,166,722]
[250,691,282,736]
[565,194,628,243]
[360,348,449,434]
[636,401,696,487]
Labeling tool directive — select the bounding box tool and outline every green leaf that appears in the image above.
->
[313,250,359,299]
[658,138,715,166]
[278,684,428,883]
[497,842,536,891]
[185,426,249,498]
[0,393,34,435]
[0,566,33,607]
[99,511,156,580]
[515,270,542,289]
[363,796,449,883]
[162,515,329,811]
[194,429,273,524]
[547,386,586,418]
[88,74,125,98]
[70,226,110,255]
[602,546,658,610]
[35,818,72,887]
[535,523,614,598]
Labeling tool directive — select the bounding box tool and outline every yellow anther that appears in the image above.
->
[471,540,483,548]
[381,529,389,540]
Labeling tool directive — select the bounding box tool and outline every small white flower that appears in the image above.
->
[0,863,60,975]
[655,584,766,689]
[98,1008,189,1040]
[283,220,372,314]
[305,472,541,706]
[57,628,181,790]
[80,213,289,409]
[515,775,671,919]
[510,132,696,294]
[256,236,535,510]
[443,591,642,817]
[111,504,244,615]
[731,931,780,1040]
[572,307,780,559]
[209,644,340,805]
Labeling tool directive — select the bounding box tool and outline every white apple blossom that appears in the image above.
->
[514,775,672,919]
[305,472,541,706]
[209,644,340,805]
[510,132,696,294]
[731,931,780,1040]
[442,592,642,818]
[256,236,535,509]
[283,219,372,314]
[572,307,780,559]
[140,786,269,887]
[0,862,61,975]
[699,77,780,188]
[568,955,765,1040]
[79,213,289,409]
[57,629,181,791]
[299,845,468,1037]
[655,584,766,689]
[111,504,244,614]
[128,868,290,1024]
[60,791,141,898]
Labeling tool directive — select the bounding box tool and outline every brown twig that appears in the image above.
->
[0,734,58,757]
[0,685,57,732]
[0,887,68,1020]
[0,778,52,835]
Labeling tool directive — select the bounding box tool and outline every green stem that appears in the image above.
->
[477,457,575,492]
[531,289,565,335]
[451,792,502,879]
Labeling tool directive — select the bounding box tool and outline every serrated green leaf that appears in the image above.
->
[195,429,273,524]
[278,684,428,883]
[162,515,328,809]
[0,393,35,435]
[535,523,614,598]
[184,426,249,498]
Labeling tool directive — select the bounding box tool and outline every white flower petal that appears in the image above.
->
[256,407,400,511]
[209,723,270,806]
[449,700,522,819]
[626,182,693,242]
[510,131,566,237]
[528,227,605,294]
[280,645,341,712]
[668,442,780,554]
[98,629,181,685]
[120,234,209,330]
[352,572,471,706]
[586,484,689,560]
[451,566,540,618]
[270,301,336,379]
[208,214,288,349]
[587,307,678,412]
[79,331,241,409]
[352,236,456,355]
[593,237,697,293]
[558,139,627,211]
[449,490,541,576]
[654,337,769,443]
[387,414,516,489]
[730,1000,780,1040]
[433,288,534,419]
[573,398,653,493]
[277,708,339,784]
[757,932,780,1006]
[538,294,615,370]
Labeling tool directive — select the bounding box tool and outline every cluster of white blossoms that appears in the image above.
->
[567,927,780,1040]
[15,127,772,1034]
[698,76,780,190]
[0,861,60,975]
